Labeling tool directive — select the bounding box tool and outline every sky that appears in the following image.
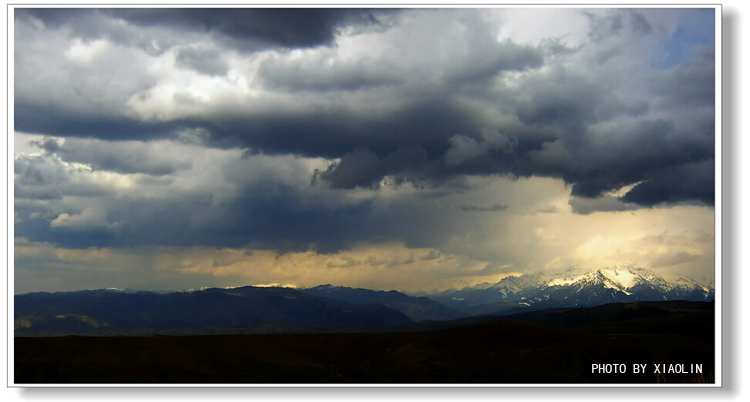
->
[11,7,717,294]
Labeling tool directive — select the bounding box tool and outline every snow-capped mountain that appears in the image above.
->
[491,273,545,295]
[430,266,714,316]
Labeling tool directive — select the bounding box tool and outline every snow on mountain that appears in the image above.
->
[430,265,714,316]
[468,282,495,291]
[490,273,543,293]
[545,266,702,294]
[672,277,712,293]
[599,267,639,289]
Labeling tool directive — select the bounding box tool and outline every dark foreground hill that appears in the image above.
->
[15,300,714,384]
[14,286,413,336]
[412,300,714,337]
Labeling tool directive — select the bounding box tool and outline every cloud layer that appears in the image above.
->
[13,7,716,292]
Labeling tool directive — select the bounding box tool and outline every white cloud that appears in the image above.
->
[64,38,110,65]
[50,207,120,230]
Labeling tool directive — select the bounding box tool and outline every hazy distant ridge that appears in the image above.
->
[300,285,464,322]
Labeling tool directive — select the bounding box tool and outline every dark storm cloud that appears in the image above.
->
[16,8,398,51]
[310,69,712,202]
[314,146,430,189]
[568,195,639,215]
[528,115,714,201]
[14,103,180,141]
[202,97,483,161]
[15,217,117,249]
[13,136,465,253]
[28,137,61,154]
[107,8,397,51]
[14,7,538,168]
[514,71,602,129]
[14,171,452,254]
[215,184,472,255]
[620,160,715,206]
[13,184,62,201]
[651,46,715,108]
[15,154,72,188]
[14,8,716,214]
[312,80,713,208]
[292,13,713,206]
[14,8,93,28]
[14,153,117,200]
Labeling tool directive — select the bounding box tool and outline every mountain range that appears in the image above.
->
[14,266,713,336]
[430,266,714,316]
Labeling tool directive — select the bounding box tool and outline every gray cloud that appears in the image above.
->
[13,138,442,253]
[458,204,508,212]
[14,7,715,237]
[445,128,516,168]
[569,195,640,215]
[174,45,229,76]
[257,53,403,92]
[11,7,718,296]
[629,10,654,35]
[315,146,430,189]
[585,11,624,42]
[651,46,715,110]
[532,205,560,214]
[29,137,192,176]
[620,160,715,206]
[16,8,399,52]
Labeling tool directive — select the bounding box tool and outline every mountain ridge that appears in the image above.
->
[14,266,714,336]
[429,265,714,316]
[14,285,414,336]
[299,284,464,322]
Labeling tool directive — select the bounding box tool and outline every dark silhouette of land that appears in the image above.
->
[15,300,714,384]
[14,286,414,336]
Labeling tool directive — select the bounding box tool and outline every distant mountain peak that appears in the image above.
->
[544,265,703,292]
[489,273,544,293]
[430,265,714,316]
